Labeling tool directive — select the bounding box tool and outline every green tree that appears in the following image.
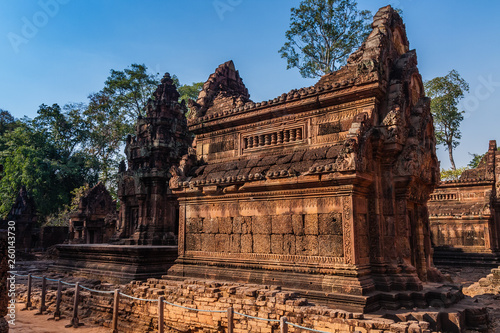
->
[83,64,160,192]
[102,63,159,119]
[172,75,203,107]
[0,109,16,136]
[0,105,99,219]
[424,70,469,170]
[468,153,484,169]
[279,0,371,78]
[440,167,467,181]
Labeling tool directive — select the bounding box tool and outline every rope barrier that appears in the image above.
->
[46,277,60,282]
[234,311,280,323]
[288,322,332,333]
[79,285,115,294]
[61,280,76,286]
[119,292,157,302]
[15,271,336,332]
[162,299,226,313]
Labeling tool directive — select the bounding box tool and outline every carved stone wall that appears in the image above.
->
[170,6,440,311]
[429,140,500,253]
[116,74,192,245]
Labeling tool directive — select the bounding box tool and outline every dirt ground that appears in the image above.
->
[9,304,109,333]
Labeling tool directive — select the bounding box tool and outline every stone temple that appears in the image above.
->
[429,140,500,265]
[168,6,442,311]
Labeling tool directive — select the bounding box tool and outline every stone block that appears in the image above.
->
[233,216,243,234]
[295,236,306,255]
[305,235,319,255]
[241,234,253,253]
[283,234,296,255]
[230,234,241,253]
[186,218,202,233]
[186,233,201,251]
[292,214,304,235]
[252,216,271,235]
[215,234,230,252]
[304,214,319,235]
[201,234,216,252]
[318,213,342,235]
[219,217,233,234]
[253,235,271,253]
[271,215,292,234]
[241,216,252,234]
[202,217,218,234]
[271,234,284,254]
[318,235,343,257]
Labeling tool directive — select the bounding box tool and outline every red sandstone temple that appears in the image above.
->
[429,140,500,263]
[168,6,441,311]
[68,182,117,244]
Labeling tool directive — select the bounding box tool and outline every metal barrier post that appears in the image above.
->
[71,282,80,328]
[280,316,288,333]
[227,307,234,333]
[112,289,120,333]
[24,273,32,310]
[158,296,164,333]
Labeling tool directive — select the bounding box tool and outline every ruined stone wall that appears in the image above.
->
[16,275,475,333]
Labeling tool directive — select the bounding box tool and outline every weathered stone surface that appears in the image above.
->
[252,216,271,235]
[319,235,344,257]
[291,214,304,235]
[253,235,270,253]
[304,214,319,235]
[241,234,252,253]
[203,218,218,234]
[271,215,292,234]
[318,213,342,235]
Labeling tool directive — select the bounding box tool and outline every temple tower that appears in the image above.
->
[116,74,192,245]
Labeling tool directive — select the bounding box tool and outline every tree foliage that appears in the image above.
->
[0,105,99,219]
[279,0,371,78]
[172,75,203,108]
[468,153,485,169]
[0,64,203,221]
[424,70,469,170]
[440,167,467,181]
[83,64,160,192]
[102,63,159,119]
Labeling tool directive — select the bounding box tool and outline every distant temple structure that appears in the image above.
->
[1,186,38,250]
[169,6,442,311]
[114,73,192,245]
[68,182,117,244]
[429,140,500,263]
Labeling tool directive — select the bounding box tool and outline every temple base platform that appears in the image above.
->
[55,244,178,284]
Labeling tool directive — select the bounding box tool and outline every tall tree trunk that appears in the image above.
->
[448,142,456,170]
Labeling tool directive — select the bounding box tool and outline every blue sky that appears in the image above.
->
[1,0,499,169]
